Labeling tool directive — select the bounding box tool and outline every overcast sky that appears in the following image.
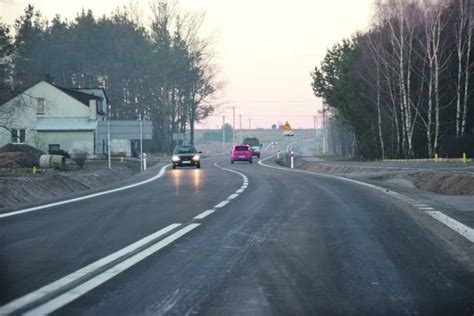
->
[0,0,373,129]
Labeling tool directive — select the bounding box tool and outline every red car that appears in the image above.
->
[231,145,253,164]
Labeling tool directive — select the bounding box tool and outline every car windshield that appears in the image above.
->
[235,146,249,151]
[174,146,197,154]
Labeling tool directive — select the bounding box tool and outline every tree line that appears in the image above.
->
[312,0,473,159]
[0,1,220,152]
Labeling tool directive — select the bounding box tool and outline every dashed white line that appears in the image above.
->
[228,194,239,200]
[214,200,229,208]
[24,223,201,316]
[194,209,215,219]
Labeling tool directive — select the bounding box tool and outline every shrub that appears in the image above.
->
[49,149,70,158]
[71,150,88,169]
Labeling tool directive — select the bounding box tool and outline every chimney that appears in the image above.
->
[89,99,97,120]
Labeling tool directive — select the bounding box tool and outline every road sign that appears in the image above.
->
[282,121,292,131]
[282,121,294,136]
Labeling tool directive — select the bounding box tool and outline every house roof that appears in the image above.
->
[33,117,98,131]
[54,85,103,106]
[0,80,105,109]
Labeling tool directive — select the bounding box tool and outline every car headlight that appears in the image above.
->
[192,155,200,161]
[172,155,181,162]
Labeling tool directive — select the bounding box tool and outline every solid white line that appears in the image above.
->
[228,194,239,200]
[215,201,229,208]
[425,211,474,243]
[418,207,434,210]
[258,155,474,244]
[0,223,180,315]
[0,164,172,219]
[194,209,215,219]
[236,189,244,194]
[24,224,201,316]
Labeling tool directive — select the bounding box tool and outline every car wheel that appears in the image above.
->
[249,160,253,164]
[196,163,200,169]
[231,160,234,164]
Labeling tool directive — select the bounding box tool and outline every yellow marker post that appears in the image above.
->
[434,153,438,162]
[120,156,124,163]
[33,166,37,175]
[463,152,467,164]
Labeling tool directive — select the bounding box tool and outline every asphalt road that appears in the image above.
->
[1,154,473,315]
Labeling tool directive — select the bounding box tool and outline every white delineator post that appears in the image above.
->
[140,118,143,172]
[290,151,294,169]
[143,153,147,171]
[277,149,280,160]
[107,120,111,169]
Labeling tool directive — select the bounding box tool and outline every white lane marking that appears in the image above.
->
[236,189,244,194]
[24,224,201,316]
[194,209,215,219]
[425,211,474,243]
[418,207,434,210]
[0,223,180,315]
[0,164,172,219]
[215,201,229,208]
[259,155,474,244]
[228,194,239,200]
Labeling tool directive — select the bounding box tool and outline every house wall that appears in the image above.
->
[0,81,99,154]
[38,131,95,154]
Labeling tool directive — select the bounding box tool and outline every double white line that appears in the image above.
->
[0,223,200,315]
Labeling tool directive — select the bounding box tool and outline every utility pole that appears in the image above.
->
[248,118,251,137]
[313,115,317,149]
[239,115,242,143]
[222,115,226,155]
[322,104,327,154]
[232,106,236,146]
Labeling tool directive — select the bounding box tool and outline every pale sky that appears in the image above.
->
[0,0,373,129]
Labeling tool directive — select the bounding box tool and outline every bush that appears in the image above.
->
[49,149,70,158]
[71,150,88,168]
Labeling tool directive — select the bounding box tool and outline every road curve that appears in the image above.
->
[1,155,473,315]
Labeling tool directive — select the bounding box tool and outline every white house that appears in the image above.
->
[0,80,108,156]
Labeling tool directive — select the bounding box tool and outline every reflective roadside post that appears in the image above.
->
[143,153,147,171]
[463,152,467,164]
[277,149,280,160]
[290,151,294,169]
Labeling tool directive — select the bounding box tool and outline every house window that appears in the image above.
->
[49,144,60,153]
[11,129,26,144]
[37,98,45,114]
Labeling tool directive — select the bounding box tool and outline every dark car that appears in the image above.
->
[243,137,262,158]
[171,145,201,169]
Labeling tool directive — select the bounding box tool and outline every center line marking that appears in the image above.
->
[194,210,215,219]
[0,223,181,315]
[215,201,229,208]
[24,223,201,316]
[228,194,239,199]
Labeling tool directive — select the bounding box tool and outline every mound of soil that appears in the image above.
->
[408,172,474,195]
[0,144,44,168]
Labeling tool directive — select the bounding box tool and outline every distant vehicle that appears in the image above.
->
[231,145,253,164]
[243,137,262,158]
[171,145,201,169]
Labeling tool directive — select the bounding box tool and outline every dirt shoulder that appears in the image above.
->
[0,159,158,211]
[290,158,474,196]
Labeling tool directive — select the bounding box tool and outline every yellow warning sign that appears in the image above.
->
[282,121,292,131]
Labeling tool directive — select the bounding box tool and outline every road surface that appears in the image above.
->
[1,154,473,315]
